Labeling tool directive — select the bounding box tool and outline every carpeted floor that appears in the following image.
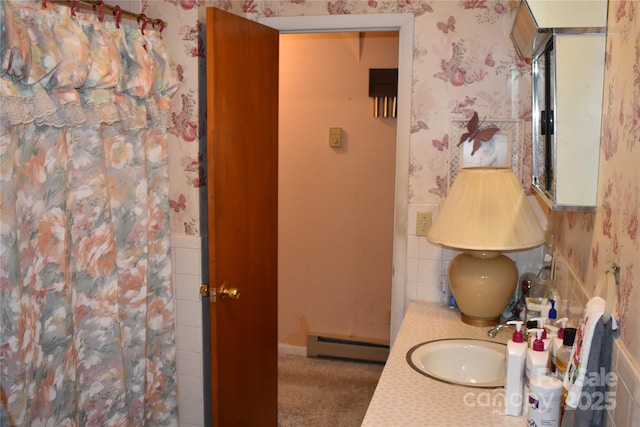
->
[278,353,384,427]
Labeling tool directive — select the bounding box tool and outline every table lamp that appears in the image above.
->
[427,167,545,326]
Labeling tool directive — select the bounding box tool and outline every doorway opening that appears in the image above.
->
[278,30,398,355]
[261,13,414,345]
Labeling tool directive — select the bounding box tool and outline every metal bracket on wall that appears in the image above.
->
[200,283,216,302]
[610,262,620,286]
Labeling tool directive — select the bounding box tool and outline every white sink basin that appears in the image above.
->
[406,338,506,388]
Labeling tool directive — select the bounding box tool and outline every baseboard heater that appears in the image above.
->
[307,333,389,363]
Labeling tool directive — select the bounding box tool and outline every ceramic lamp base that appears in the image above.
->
[448,250,518,327]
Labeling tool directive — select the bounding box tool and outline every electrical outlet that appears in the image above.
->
[416,211,432,236]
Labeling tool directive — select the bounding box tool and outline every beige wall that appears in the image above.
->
[278,32,398,347]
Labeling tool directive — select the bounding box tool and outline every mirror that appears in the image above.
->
[532,38,555,201]
[530,32,604,211]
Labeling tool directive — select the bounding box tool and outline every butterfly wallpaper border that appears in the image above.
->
[448,117,523,190]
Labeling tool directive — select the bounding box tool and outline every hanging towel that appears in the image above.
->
[561,270,618,427]
[560,314,617,426]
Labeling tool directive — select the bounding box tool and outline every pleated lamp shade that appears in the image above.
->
[427,167,545,326]
[427,167,545,251]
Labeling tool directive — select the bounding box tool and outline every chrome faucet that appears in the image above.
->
[487,323,514,338]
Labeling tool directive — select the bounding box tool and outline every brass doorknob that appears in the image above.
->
[219,285,240,301]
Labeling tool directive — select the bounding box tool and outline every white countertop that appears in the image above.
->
[361,300,525,427]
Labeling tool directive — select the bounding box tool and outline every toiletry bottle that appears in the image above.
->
[527,375,563,427]
[550,317,568,373]
[530,317,551,350]
[525,297,551,321]
[505,320,527,416]
[524,329,550,415]
[557,327,577,420]
[526,329,550,378]
[555,317,568,336]
[548,299,557,322]
[555,327,577,381]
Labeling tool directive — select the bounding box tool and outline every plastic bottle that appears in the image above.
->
[530,317,551,350]
[525,297,551,321]
[548,299,557,321]
[555,327,577,381]
[555,317,569,338]
[527,329,550,378]
[556,327,577,420]
[527,375,563,427]
[504,320,527,416]
[550,318,568,373]
[524,329,550,415]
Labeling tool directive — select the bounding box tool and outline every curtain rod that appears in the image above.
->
[46,0,166,31]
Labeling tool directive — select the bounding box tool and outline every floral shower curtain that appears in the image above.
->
[0,1,180,425]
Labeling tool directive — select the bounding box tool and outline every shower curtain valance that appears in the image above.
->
[0,0,180,130]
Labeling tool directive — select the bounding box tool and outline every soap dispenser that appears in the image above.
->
[530,317,551,350]
[524,328,550,415]
[505,320,527,416]
[556,317,568,339]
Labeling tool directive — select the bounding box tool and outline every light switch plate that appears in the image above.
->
[416,211,432,236]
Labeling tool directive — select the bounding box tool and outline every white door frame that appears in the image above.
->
[260,13,413,345]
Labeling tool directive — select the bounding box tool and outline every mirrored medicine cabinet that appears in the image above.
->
[511,0,608,211]
[531,31,606,211]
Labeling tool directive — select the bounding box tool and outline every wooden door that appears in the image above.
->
[205,8,279,426]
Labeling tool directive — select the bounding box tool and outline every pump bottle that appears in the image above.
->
[524,328,550,415]
[504,320,527,416]
[530,317,551,350]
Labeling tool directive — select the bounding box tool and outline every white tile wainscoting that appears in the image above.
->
[171,234,204,427]
[552,254,640,427]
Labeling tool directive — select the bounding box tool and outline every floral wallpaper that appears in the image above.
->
[144,0,532,237]
[140,0,203,236]
[144,0,639,370]
[552,0,640,362]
